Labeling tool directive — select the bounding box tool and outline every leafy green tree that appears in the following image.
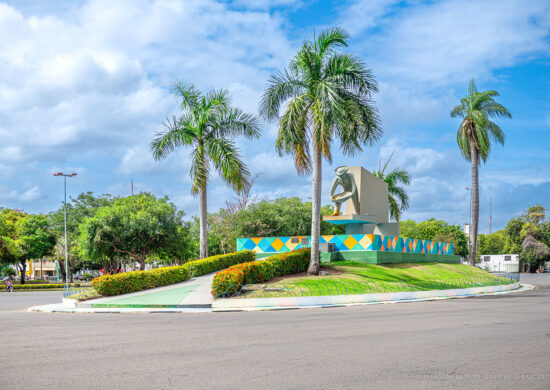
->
[78,193,184,270]
[451,79,511,265]
[522,235,550,271]
[1,265,15,278]
[18,214,57,281]
[399,218,468,257]
[526,205,546,225]
[0,212,16,266]
[504,216,525,254]
[478,231,509,255]
[0,210,25,271]
[372,152,411,221]
[49,192,114,281]
[203,197,345,255]
[260,27,382,274]
[151,81,261,259]
[154,224,195,266]
[0,210,56,284]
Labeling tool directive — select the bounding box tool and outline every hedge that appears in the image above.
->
[11,283,81,290]
[13,280,49,285]
[211,248,311,298]
[92,250,255,296]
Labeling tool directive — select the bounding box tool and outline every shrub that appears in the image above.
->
[1,266,16,278]
[12,283,81,290]
[92,266,190,296]
[183,251,255,276]
[12,279,49,285]
[92,250,255,296]
[82,272,93,281]
[211,248,311,298]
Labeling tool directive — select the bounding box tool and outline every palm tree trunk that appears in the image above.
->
[199,183,208,259]
[470,144,479,266]
[308,139,322,275]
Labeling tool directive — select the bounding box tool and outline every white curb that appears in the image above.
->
[212,282,525,311]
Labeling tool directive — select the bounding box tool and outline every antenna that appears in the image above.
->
[131,175,134,196]
[489,196,493,234]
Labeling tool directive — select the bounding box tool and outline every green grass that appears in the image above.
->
[239,262,515,298]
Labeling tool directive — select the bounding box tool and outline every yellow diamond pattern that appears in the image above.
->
[271,237,284,252]
[344,235,358,249]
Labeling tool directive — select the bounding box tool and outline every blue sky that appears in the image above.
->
[0,0,549,233]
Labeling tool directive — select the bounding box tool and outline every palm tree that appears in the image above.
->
[259,28,382,274]
[372,152,410,221]
[151,81,261,258]
[451,78,511,265]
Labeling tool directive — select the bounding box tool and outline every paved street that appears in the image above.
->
[1,275,549,389]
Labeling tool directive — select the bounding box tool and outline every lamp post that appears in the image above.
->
[466,187,472,264]
[53,172,77,290]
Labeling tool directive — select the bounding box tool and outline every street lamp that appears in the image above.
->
[53,172,77,290]
[466,187,472,264]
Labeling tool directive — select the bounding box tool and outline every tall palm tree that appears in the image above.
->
[259,28,382,275]
[451,78,511,265]
[152,81,260,258]
[372,152,410,221]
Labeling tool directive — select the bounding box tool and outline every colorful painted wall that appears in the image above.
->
[237,234,454,256]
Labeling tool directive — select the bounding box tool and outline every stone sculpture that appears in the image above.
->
[329,166,359,216]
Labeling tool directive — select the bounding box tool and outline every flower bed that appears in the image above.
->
[211,248,311,298]
[92,250,255,296]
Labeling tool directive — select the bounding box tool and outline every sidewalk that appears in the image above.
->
[28,281,533,314]
[77,273,215,309]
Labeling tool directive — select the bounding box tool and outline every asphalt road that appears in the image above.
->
[1,275,549,390]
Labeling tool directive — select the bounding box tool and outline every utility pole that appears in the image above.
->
[489,196,493,234]
[53,172,77,290]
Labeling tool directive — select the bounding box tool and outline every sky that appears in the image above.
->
[0,0,549,233]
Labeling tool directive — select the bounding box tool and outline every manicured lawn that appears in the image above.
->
[240,262,515,298]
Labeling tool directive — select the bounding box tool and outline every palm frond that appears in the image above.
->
[276,96,312,174]
[485,121,505,144]
[210,107,261,139]
[259,69,306,121]
[204,89,231,113]
[468,78,477,97]
[386,168,411,186]
[388,195,401,221]
[205,137,249,192]
[450,104,465,118]
[189,146,209,195]
[316,27,350,58]
[324,53,377,95]
[171,80,201,111]
[150,116,196,160]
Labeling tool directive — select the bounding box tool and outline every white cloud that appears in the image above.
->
[19,186,41,202]
[0,0,295,212]
[338,0,399,35]
[0,185,42,204]
[378,138,466,177]
[359,0,550,86]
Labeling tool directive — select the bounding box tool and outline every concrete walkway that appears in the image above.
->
[78,272,215,309]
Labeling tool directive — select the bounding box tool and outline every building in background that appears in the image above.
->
[24,259,59,280]
[477,254,520,273]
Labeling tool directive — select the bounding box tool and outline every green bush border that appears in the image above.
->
[11,283,81,290]
[211,248,311,298]
[91,250,255,296]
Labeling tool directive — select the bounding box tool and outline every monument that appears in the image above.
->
[324,166,399,236]
[236,164,459,265]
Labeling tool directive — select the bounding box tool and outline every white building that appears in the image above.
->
[477,254,520,273]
